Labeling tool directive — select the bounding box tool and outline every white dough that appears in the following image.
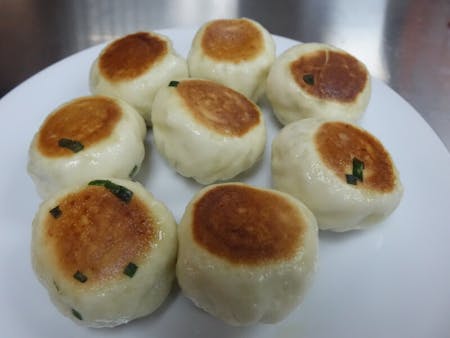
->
[90,31,188,124]
[188,18,276,101]
[271,118,403,231]
[31,178,178,327]
[266,43,371,125]
[151,79,267,185]
[27,96,146,199]
[176,183,318,326]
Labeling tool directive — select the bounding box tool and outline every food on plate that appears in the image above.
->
[176,183,318,326]
[89,31,188,125]
[266,43,371,125]
[271,118,403,231]
[27,95,146,199]
[151,78,266,184]
[188,18,276,101]
[31,178,177,327]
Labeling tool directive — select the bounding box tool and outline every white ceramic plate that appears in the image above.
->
[1,28,449,338]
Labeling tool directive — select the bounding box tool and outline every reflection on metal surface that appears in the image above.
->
[69,0,239,48]
[383,0,450,148]
[1,0,449,149]
[168,0,238,24]
[320,0,389,81]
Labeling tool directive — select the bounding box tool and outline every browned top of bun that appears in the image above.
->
[191,184,305,265]
[99,32,168,81]
[290,49,368,102]
[200,19,263,62]
[45,185,154,284]
[37,96,121,157]
[177,79,261,136]
[315,121,396,192]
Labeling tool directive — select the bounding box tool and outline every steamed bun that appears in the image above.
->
[272,118,403,231]
[151,79,266,184]
[266,43,371,125]
[27,95,146,199]
[90,31,188,124]
[176,183,318,325]
[31,178,177,327]
[188,18,275,101]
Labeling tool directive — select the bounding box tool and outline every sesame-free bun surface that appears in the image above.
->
[27,96,146,199]
[151,79,266,184]
[90,31,188,124]
[31,178,177,327]
[266,43,371,125]
[272,118,403,231]
[188,18,275,101]
[176,183,318,326]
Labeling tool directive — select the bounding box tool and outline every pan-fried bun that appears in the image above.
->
[176,183,318,326]
[266,43,371,125]
[27,96,146,199]
[151,79,266,184]
[90,31,188,124]
[188,18,275,101]
[31,178,177,327]
[272,118,403,231]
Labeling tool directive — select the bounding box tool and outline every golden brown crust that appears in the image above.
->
[200,19,263,63]
[191,184,305,265]
[99,32,168,81]
[290,49,368,102]
[177,80,260,136]
[314,121,396,192]
[37,96,121,157]
[44,185,154,284]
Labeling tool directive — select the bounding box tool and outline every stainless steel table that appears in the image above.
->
[1,0,449,149]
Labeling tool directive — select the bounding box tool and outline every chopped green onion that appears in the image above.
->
[88,180,133,203]
[346,157,365,185]
[303,74,315,85]
[129,165,138,179]
[71,308,83,320]
[352,157,365,182]
[168,80,179,87]
[53,280,60,293]
[49,206,62,219]
[88,179,109,187]
[58,138,84,153]
[346,174,358,185]
[123,262,138,278]
[73,270,87,283]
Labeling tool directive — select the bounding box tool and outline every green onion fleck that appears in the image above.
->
[53,280,60,293]
[303,74,315,85]
[168,80,179,87]
[129,165,138,179]
[346,157,365,185]
[88,180,133,203]
[71,308,83,320]
[73,270,87,283]
[123,262,138,278]
[346,174,358,185]
[88,179,110,187]
[58,138,84,153]
[352,157,365,182]
[49,206,62,219]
